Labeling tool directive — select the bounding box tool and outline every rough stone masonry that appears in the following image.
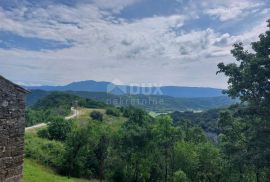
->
[0,75,29,182]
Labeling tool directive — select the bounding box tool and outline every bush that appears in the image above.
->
[37,128,50,139]
[121,106,136,117]
[79,98,106,108]
[174,170,189,182]
[106,108,120,117]
[26,109,51,127]
[90,111,103,121]
[47,117,73,141]
[25,134,65,170]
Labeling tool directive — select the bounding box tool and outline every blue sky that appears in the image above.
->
[0,0,269,88]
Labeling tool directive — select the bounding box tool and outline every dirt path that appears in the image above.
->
[65,107,79,120]
[25,123,47,131]
[25,107,79,131]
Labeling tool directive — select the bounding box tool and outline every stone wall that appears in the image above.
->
[0,77,27,182]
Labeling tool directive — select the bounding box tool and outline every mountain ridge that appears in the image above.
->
[26,80,225,98]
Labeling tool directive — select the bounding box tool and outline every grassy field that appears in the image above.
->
[25,107,127,134]
[23,159,92,182]
[78,108,127,132]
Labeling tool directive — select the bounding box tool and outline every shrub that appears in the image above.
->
[37,128,50,139]
[106,108,120,117]
[121,106,136,117]
[26,109,51,127]
[90,111,103,121]
[79,98,106,108]
[25,134,65,170]
[174,170,189,182]
[47,117,73,141]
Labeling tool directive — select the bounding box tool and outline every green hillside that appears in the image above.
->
[27,90,236,112]
[24,104,128,182]
[24,90,269,181]
[25,92,108,127]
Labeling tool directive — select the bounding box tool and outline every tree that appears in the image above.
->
[106,108,120,117]
[154,116,182,182]
[174,141,198,181]
[47,117,73,141]
[26,109,51,127]
[174,140,222,181]
[117,108,155,182]
[196,142,223,181]
[173,170,189,182]
[218,111,249,181]
[217,19,270,181]
[90,111,103,121]
[63,125,91,177]
[94,134,109,182]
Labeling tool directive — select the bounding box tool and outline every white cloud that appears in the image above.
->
[204,0,263,21]
[0,0,269,88]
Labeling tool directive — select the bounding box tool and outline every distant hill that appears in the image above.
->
[26,90,50,106]
[27,90,236,112]
[26,80,224,98]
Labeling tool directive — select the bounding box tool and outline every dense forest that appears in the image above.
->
[24,20,270,182]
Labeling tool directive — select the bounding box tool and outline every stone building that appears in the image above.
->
[0,75,29,182]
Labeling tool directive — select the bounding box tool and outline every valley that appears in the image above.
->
[26,89,236,113]
[22,91,236,181]
[1,1,269,181]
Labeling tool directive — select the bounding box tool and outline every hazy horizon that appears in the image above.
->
[23,79,225,90]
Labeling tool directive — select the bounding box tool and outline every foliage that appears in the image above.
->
[28,91,107,111]
[47,117,73,141]
[120,106,136,117]
[153,116,182,182]
[174,141,223,181]
[78,98,107,108]
[37,128,50,139]
[23,159,88,182]
[90,111,103,121]
[26,109,51,127]
[26,92,108,127]
[106,107,120,117]
[33,92,80,116]
[171,108,221,132]
[25,134,65,170]
[173,170,189,182]
[62,125,92,178]
[25,106,227,181]
[217,20,270,181]
[114,108,155,181]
